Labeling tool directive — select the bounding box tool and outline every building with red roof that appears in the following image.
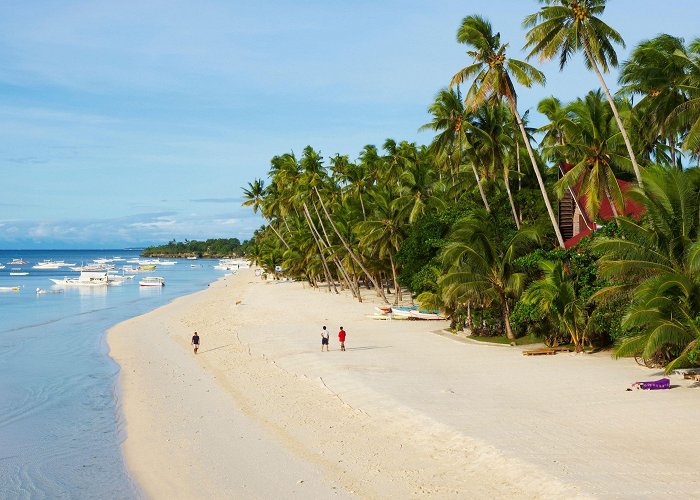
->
[558,163,645,249]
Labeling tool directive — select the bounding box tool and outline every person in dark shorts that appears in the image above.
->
[321,326,329,352]
[191,331,200,354]
[338,326,346,351]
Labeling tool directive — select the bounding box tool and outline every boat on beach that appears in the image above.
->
[409,309,447,320]
[139,276,165,287]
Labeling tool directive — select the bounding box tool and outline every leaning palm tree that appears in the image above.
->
[523,0,644,187]
[450,15,566,248]
[440,209,540,340]
[592,167,700,371]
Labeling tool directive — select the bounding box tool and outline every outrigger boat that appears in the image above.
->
[139,276,165,287]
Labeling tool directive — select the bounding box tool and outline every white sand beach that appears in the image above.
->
[108,269,700,499]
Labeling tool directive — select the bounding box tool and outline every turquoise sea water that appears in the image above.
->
[0,250,227,498]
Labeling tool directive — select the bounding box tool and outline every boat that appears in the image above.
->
[186,256,198,260]
[138,265,157,271]
[9,272,29,276]
[409,309,447,320]
[6,258,28,265]
[390,306,418,318]
[36,288,64,295]
[139,276,165,287]
[0,286,20,292]
[50,271,110,287]
[158,260,177,266]
[0,265,5,269]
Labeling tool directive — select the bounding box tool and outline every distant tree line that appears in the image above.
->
[142,238,249,258]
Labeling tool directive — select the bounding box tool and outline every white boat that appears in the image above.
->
[158,260,177,266]
[391,306,418,318]
[0,265,5,269]
[10,272,29,276]
[186,256,197,260]
[139,276,165,287]
[7,258,28,265]
[50,271,110,287]
[33,260,62,269]
[409,310,447,320]
[0,286,20,292]
[36,288,64,295]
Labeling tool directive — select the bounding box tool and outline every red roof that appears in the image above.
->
[560,163,646,249]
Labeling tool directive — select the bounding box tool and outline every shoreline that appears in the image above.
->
[108,269,700,498]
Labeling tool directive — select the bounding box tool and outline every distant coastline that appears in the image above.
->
[141,237,248,258]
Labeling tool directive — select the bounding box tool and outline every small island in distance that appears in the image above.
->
[141,238,249,258]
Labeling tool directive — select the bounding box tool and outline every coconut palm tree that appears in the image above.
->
[421,88,491,210]
[355,188,407,304]
[552,90,630,222]
[450,15,566,248]
[523,0,644,187]
[522,260,588,352]
[440,209,540,340]
[669,38,700,155]
[619,34,688,167]
[592,167,700,371]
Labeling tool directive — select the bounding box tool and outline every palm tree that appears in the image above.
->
[523,0,644,187]
[450,15,566,248]
[421,88,491,210]
[440,209,540,339]
[522,260,588,352]
[592,167,700,371]
[355,188,406,304]
[670,38,700,155]
[552,90,630,222]
[469,102,521,228]
[242,178,290,249]
[619,34,688,167]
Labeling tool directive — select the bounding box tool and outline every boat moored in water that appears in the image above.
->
[139,276,165,287]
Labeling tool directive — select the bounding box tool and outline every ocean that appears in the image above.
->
[0,250,228,498]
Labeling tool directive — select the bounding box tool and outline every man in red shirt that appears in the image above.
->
[338,326,346,351]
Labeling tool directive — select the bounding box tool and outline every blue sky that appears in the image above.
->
[1,0,698,249]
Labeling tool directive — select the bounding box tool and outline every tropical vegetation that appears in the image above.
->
[241,1,700,373]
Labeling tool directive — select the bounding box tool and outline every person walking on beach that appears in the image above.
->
[191,331,200,354]
[338,326,346,351]
[321,326,329,352]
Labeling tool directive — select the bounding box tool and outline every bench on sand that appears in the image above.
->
[522,347,570,356]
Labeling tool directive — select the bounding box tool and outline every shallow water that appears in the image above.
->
[0,250,227,498]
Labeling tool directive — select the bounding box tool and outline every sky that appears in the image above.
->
[0,0,698,249]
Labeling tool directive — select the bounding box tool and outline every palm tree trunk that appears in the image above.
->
[516,143,521,192]
[501,293,515,341]
[603,182,621,226]
[470,162,491,212]
[313,187,389,303]
[268,222,290,249]
[510,104,566,248]
[302,203,337,294]
[359,193,367,220]
[389,253,400,306]
[504,169,520,229]
[310,201,359,298]
[583,42,643,188]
